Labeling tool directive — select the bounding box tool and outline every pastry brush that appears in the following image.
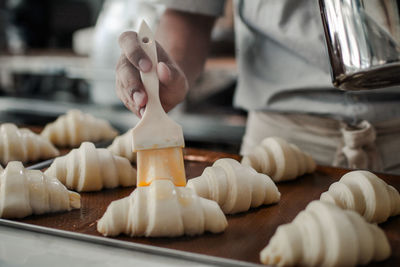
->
[132,21,186,187]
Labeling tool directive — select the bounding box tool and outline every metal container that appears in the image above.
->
[319,0,400,90]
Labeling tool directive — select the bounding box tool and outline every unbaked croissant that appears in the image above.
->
[0,161,80,218]
[187,158,280,214]
[260,200,391,267]
[0,123,59,165]
[44,142,136,192]
[320,170,400,223]
[97,179,227,237]
[41,109,118,147]
[241,137,316,182]
[107,128,136,162]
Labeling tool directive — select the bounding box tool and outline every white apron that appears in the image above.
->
[241,111,400,174]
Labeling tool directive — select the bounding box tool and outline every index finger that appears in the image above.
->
[118,31,152,72]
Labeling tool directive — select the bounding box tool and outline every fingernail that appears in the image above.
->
[133,91,145,107]
[138,59,152,72]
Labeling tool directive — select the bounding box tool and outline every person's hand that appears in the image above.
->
[116,31,189,117]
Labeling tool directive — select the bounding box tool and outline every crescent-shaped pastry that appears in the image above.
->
[260,201,391,267]
[187,158,280,214]
[44,142,136,192]
[107,128,136,162]
[241,137,316,182]
[41,109,118,147]
[320,170,400,223]
[0,123,59,165]
[0,161,80,218]
[97,179,227,237]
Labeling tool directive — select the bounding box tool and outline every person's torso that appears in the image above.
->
[233,0,400,124]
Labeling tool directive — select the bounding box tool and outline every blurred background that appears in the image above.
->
[0,0,244,153]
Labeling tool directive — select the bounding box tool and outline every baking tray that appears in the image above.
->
[1,148,399,267]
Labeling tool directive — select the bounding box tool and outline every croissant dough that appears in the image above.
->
[260,201,391,267]
[41,109,118,147]
[241,137,316,182]
[0,161,80,218]
[187,158,280,214]
[0,123,59,165]
[107,128,136,162]
[97,179,227,237]
[44,142,136,192]
[320,170,400,223]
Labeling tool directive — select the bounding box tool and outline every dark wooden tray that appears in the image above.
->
[7,148,400,266]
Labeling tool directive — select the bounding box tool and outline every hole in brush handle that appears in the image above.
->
[142,37,149,43]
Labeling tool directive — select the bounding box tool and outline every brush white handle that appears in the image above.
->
[137,21,163,118]
[132,21,184,151]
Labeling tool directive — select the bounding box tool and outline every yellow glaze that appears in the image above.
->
[136,147,186,187]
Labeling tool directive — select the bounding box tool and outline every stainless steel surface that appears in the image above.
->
[0,223,202,267]
[320,0,400,90]
[0,219,262,267]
